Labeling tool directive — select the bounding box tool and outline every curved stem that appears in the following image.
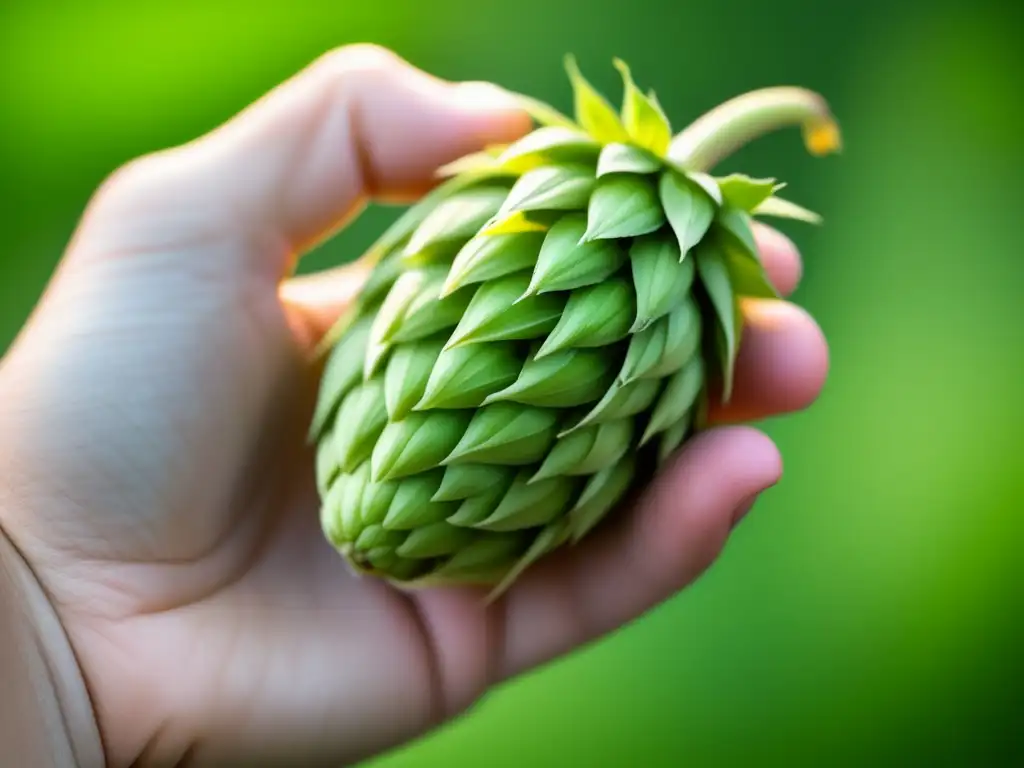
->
[668,86,841,172]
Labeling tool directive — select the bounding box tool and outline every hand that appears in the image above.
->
[0,45,828,767]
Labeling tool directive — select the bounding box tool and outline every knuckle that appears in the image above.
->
[315,43,406,81]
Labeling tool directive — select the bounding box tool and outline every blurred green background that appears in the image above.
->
[2,0,1022,765]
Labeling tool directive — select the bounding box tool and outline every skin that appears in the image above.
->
[0,45,829,767]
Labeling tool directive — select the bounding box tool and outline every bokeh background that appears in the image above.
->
[2,0,1022,765]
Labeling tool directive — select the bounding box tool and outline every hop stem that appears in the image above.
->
[668,86,841,172]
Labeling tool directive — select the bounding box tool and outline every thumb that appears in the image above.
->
[67,45,530,280]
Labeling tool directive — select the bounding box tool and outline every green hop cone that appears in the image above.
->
[311,55,841,599]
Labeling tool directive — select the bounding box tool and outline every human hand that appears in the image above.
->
[0,45,828,767]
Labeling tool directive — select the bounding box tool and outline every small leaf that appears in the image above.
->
[402,186,510,262]
[486,519,571,601]
[433,464,517,502]
[339,461,371,541]
[535,278,635,358]
[360,477,400,527]
[716,206,759,257]
[531,419,634,482]
[475,472,578,532]
[382,472,457,530]
[415,343,523,410]
[613,58,672,156]
[371,411,473,482]
[442,231,545,296]
[390,274,476,343]
[657,419,691,466]
[659,169,716,260]
[495,125,600,172]
[364,269,433,379]
[479,209,561,236]
[332,377,388,473]
[562,377,661,435]
[434,532,530,576]
[359,253,405,307]
[716,173,778,211]
[446,479,512,527]
[395,522,478,558]
[568,456,636,543]
[641,356,705,445]
[628,231,694,332]
[684,171,724,206]
[498,163,596,216]
[596,142,663,177]
[523,213,625,296]
[695,241,739,401]
[483,347,617,408]
[444,273,565,349]
[752,195,823,224]
[435,147,512,178]
[309,314,374,441]
[315,429,340,495]
[582,175,666,242]
[353,524,405,553]
[618,297,701,383]
[564,54,629,143]
[443,403,561,465]
[724,240,780,300]
[383,337,446,420]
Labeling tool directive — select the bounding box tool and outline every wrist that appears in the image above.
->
[0,526,107,768]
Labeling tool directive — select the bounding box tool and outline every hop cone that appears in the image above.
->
[310,56,840,598]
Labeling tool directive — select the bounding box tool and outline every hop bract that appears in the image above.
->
[310,56,840,598]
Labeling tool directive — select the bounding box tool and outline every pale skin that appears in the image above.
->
[0,46,828,767]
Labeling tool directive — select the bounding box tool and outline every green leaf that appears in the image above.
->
[371,411,473,482]
[613,58,672,156]
[498,163,596,216]
[382,472,457,530]
[359,253,404,308]
[752,195,823,224]
[360,477,400,527]
[522,213,625,296]
[535,278,635,358]
[724,239,780,299]
[530,419,634,482]
[332,377,388,473]
[496,125,601,172]
[441,231,545,296]
[444,273,565,349]
[389,274,476,344]
[716,206,759,257]
[478,209,562,237]
[628,231,694,332]
[596,143,663,177]
[319,471,346,544]
[339,461,371,541]
[659,169,716,260]
[383,337,446,421]
[364,269,433,379]
[563,377,661,435]
[475,472,578,532]
[402,186,510,262]
[315,429,340,495]
[483,347,617,408]
[695,241,739,402]
[433,464,517,502]
[618,297,701,384]
[657,418,691,466]
[564,54,629,143]
[446,480,511,527]
[568,456,636,543]
[443,403,561,465]
[353,524,404,553]
[309,314,374,441]
[486,519,571,601]
[395,522,478,559]
[415,343,523,410]
[684,171,723,206]
[716,173,778,212]
[641,355,705,445]
[434,532,530,576]
[581,175,666,241]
